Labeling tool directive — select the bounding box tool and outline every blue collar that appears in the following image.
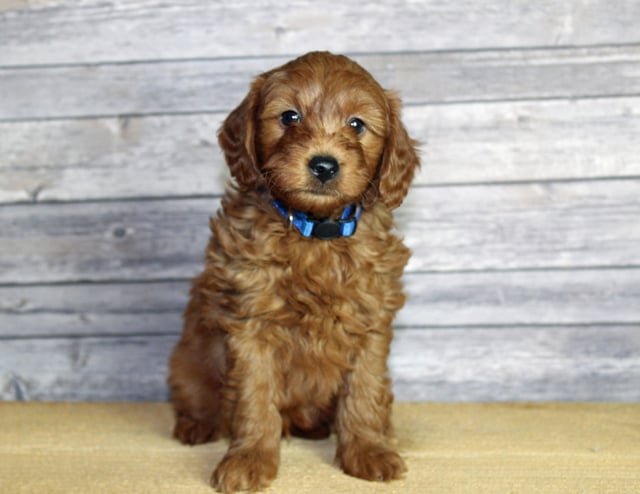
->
[273,200,362,240]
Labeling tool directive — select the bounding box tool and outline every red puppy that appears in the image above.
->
[168,51,420,493]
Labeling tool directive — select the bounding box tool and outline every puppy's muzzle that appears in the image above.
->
[308,155,340,184]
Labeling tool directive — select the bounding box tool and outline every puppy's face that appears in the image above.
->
[219,52,419,215]
[256,56,388,216]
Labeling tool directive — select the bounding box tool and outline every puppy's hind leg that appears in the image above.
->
[168,312,227,445]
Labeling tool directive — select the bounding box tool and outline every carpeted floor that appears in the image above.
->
[1,402,638,493]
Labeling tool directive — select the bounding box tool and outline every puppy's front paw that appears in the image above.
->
[173,415,220,445]
[338,442,406,482]
[211,448,279,493]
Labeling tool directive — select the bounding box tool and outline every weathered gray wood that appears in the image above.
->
[397,269,640,327]
[410,96,640,185]
[3,97,640,203]
[1,267,639,340]
[0,198,214,283]
[1,180,639,283]
[2,1,639,66]
[401,179,640,272]
[4,46,640,121]
[0,283,186,339]
[0,281,187,338]
[0,335,173,401]
[2,0,638,405]
[1,326,638,401]
[0,113,228,203]
[389,326,640,401]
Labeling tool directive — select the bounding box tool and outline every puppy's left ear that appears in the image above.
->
[377,91,420,209]
[217,76,265,190]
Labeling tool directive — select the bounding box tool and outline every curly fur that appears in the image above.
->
[168,51,420,493]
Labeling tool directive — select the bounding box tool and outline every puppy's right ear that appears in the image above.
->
[217,76,265,190]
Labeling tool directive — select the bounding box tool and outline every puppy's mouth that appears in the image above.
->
[277,186,356,217]
[262,156,368,215]
[305,184,340,197]
[290,186,342,203]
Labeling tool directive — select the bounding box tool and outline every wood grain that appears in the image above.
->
[2,1,640,66]
[401,179,640,272]
[1,180,638,283]
[2,267,639,340]
[0,281,188,338]
[0,197,214,283]
[390,326,640,401]
[0,113,228,203]
[3,46,640,121]
[2,326,638,401]
[2,0,639,404]
[410,96,640,185]
[398,268,640,327]
[3,97,640,203]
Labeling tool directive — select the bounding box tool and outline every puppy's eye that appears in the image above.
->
[349,117,366,135]
[280,110,302,126]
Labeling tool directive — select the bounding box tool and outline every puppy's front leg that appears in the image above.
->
[212,339,282,493]
[335,332,406,482]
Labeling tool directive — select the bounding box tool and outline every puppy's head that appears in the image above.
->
[218,51,419,216]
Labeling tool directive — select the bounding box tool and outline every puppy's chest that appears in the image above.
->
[214,225,405,337]
[278,246,382,326]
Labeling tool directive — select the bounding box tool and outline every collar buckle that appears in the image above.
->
[312,218,343,240]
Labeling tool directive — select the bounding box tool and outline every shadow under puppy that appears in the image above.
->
[168,51,420,493]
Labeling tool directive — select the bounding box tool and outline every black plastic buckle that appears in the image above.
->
[312,219,343,240]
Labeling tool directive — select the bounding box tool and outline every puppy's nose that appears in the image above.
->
[308,155,340,183]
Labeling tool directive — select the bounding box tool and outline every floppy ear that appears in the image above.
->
[377,91,420,209]
[217,76,265,190]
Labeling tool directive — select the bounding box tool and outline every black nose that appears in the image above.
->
[308,155,340,183]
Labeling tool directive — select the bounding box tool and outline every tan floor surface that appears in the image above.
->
[0,402,638,493]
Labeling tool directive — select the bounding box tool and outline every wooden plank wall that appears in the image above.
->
[1,0,639,401]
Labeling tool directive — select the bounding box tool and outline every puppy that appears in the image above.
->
[168,51,420,493]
